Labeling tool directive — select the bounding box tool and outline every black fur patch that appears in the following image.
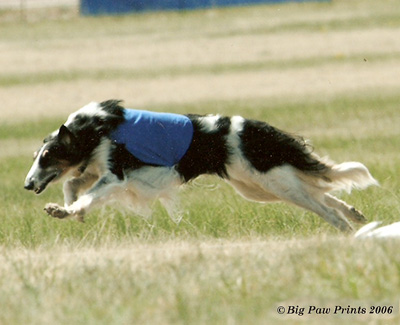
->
[176,115,231,182]
[65,100,125,159]
[100,99,125,118]
[40,127,82,168]
[109,144,151,180]
[38,143,69,169]
[239,119,328,174]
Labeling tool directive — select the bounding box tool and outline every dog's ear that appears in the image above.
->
[58,125,76,146]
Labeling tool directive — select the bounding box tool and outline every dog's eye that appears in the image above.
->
[39,150,54,168]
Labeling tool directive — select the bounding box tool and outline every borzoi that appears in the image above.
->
[24,100,378,232]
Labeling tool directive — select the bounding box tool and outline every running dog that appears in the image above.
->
[24,100,378,232]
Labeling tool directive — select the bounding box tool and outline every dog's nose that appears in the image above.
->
[24,180,34,191]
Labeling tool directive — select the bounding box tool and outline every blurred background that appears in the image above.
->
[1,0,399,123]
[1,2,400,323]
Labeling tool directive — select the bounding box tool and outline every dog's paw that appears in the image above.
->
[350,207,367,224]
[44,203,70,219]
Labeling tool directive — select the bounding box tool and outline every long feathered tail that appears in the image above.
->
[297,157,379,193]
[324,161,379,193]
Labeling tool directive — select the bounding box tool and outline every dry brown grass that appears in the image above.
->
[1,0,400,122]
[1,1,400,324]
[1,236,399,324]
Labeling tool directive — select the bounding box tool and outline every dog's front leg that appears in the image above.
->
[63,173,99,206]
[45,173,120,222]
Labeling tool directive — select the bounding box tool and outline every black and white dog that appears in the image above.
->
[24,100,377,232]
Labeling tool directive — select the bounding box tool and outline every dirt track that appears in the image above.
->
[1,1,400,122]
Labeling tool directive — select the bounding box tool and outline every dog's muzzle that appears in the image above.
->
[24,179,35,191]
[24,172,59,194]
[24,177,45,194]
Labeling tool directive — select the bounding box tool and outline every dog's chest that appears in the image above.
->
[110,108,193,166]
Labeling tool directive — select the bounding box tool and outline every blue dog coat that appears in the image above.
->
[110,108,193,167]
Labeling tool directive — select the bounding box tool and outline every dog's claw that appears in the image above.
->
[350,207,367,224]
[44,203,70,219]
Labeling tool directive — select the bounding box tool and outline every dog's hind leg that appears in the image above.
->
[246,165,354,232]
[324,193,367,224]
[227,178,280,203]
[286,193,354,232]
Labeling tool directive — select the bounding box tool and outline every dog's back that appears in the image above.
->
[25,100,377,232]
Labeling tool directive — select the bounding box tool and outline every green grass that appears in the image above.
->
[1,0,400,324]
[2,92,400,324]
[2,91,399,245]
[1,0,399,41]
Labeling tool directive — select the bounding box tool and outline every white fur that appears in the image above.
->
[25,144,47,185]
[355,221,400,238]
[65,102,107,127]
[327,162,379,192]
[198,114,221,132]
[56,135,376,232]
[58,164,183,223]
[26,104,378,233]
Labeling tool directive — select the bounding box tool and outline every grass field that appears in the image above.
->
[1,0,400,324]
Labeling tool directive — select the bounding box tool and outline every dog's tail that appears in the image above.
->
[296,158,378,193]
[323,161,378,193]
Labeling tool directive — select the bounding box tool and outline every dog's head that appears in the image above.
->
[24,125,81,194]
